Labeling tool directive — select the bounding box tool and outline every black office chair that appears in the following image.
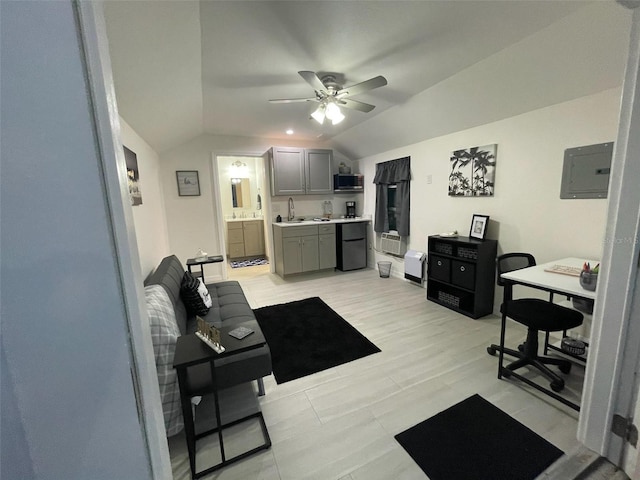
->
[487,253,584,392]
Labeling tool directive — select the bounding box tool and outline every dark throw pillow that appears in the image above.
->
[180,271,210,316]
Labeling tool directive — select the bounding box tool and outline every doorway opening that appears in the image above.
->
[215,155,270,280]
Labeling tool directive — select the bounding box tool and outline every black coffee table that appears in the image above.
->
[173,321,271,479]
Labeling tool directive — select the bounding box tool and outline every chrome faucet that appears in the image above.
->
[288,197,295,221]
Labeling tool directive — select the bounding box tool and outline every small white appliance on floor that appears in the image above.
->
[404,250,426,284]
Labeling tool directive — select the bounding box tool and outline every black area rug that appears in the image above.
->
[253,297,380,384]
[395,394,564,480]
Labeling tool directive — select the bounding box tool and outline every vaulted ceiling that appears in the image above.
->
[103,1,631,159]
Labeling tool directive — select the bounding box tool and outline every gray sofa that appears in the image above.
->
[145,255,271,395]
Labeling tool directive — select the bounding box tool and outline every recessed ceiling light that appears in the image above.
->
[286,129,294,135]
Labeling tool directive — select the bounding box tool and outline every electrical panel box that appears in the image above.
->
[560,142,613,199]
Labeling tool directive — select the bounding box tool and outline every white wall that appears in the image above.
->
[120,118,171,277]
[1,2,153,478]
[360,88,621,297]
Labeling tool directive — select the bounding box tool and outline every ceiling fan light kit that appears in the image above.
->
[310,104,326,124]
[329,108,345,125]
[269,70,387,125]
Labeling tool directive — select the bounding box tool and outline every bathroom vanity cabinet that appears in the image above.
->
[227,220,265,259]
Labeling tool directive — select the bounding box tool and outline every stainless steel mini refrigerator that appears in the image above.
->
[337,222,367,271]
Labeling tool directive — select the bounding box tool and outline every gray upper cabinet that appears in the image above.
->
[269,147,333,196]
[270,147,306,195]
[305,149,333,194]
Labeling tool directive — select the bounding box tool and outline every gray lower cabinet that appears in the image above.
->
[273,223,336,276]
[281,235,318,274]
[300,235,319,272]
[318,223,337,269]
[282,237,303,273]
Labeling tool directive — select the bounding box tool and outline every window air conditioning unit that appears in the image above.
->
[380,232,407,256]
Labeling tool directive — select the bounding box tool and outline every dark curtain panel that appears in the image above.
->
[373,157,411,236]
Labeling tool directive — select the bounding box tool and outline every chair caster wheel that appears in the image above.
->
[518,343,525,353]
[487,347,496,356]
[559,363,571,374]
[550,380,565,393]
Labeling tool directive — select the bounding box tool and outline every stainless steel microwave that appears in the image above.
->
[334,174,364,191]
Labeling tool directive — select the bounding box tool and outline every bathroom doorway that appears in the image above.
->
[215,155,270,280]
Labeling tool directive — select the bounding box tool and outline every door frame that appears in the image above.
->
[578,4,640,475]
[76,2,171,477]
[211,153,272,275]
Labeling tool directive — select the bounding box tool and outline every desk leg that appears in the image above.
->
[200,265,205,282]
[210,359,226,463]
[176,367,197,479]
[497,311,507,379]
[496,283,512,379]
[544,292,555,355]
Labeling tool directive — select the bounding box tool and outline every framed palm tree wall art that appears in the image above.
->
[448,144,497,196]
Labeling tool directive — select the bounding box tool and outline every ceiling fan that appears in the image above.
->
[269,71,387,125]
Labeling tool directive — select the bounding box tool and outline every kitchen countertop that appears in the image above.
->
[273,218,370,227]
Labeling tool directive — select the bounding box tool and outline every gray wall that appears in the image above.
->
[1,2,152,478]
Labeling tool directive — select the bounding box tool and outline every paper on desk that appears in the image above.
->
[544,264,582,276]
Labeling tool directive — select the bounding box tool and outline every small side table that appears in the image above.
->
[173,322,271,479]
[186,255,223,282]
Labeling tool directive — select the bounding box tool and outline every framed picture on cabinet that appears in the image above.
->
[469,214,489,240]
[176,170,200,196]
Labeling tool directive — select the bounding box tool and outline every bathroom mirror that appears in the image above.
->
[231,178,251,208]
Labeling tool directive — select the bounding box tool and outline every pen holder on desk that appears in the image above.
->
[579,271,598,291]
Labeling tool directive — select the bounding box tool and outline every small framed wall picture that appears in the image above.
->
[176,170,200,196]
[469,214,489,240]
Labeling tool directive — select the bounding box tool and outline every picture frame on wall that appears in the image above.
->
[176,170,200,196]
[469,214,489,240]
[449,144,497,197]
[124,146,142,206]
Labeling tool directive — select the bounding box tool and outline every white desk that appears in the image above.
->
[501,257,598,301]
[496,256,598,411]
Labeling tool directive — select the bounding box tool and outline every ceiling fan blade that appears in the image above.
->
[338,98,376,113]
[298,71,327,93]
[337,75,387,97]
[269,97,318,104]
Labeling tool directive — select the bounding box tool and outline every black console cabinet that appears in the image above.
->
[427,235,498,319]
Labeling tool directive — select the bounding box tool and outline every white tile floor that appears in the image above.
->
[169,266,584,479]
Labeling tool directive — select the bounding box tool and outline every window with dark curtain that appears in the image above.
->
[373,157,410,236]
